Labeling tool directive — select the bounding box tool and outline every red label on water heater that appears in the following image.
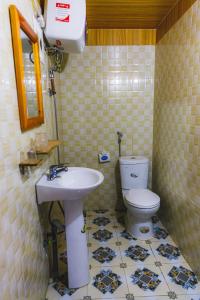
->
[56,3,70,8]
[55,2,70,23]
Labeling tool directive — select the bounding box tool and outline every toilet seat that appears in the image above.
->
[125,189,160,209]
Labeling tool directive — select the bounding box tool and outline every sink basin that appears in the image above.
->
[36,167,104,203]
[36,167,104,289]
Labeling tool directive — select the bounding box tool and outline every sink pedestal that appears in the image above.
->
[36,167,104,289]
[64,199,89,288]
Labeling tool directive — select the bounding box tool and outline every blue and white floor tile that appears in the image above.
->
[88,227,119,245]
[88,222,118,234]
[178,296,200,300]
[160,262,200,296]
[125,263,170,296]
[150,241,187,265]
[133,297,170,300]
[116,229,138,243]
[89,243,122,267]
[88,266,129,299]
[120,242,156,266]
[46,210,199,300]
[46,282,87,300]
[150,226,175,244]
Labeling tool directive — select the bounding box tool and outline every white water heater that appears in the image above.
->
[44,0,86,53]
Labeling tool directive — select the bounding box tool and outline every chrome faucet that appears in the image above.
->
[47,164,68,181]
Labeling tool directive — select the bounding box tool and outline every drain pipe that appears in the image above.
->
[117,131,123,157]
[49,69,61,164]
[48,68,66,281]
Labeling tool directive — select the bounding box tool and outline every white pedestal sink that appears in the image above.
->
[36,167,104,288]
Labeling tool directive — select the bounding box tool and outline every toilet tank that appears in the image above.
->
[119,156,149,190]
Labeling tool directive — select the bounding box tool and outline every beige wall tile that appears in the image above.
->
[56,46,155,211]
[153,0,200,278]
[0,0,56,298]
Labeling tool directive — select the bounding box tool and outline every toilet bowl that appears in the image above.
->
[123,189,160,240]
[119,156,160,240]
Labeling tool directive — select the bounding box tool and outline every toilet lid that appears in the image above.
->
[125,189,160,209]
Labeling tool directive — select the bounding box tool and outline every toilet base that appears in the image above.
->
[126,219,153,240]
[125,205,160,240]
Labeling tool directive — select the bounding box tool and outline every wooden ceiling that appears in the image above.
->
[40,0,195,45]
[86,0,178,29]
[40,1,178,29]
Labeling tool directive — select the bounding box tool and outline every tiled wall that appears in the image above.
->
[0,0,56,298]
[153,0,200,277]
[57,46,155,210]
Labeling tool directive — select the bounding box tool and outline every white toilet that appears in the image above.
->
[119,156,160,240]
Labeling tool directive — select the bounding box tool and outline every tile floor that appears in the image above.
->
[46,210,200,300]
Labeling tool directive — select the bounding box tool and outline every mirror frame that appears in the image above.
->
[9,5,44,132]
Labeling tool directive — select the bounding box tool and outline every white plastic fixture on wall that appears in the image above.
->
[44,0,86,53]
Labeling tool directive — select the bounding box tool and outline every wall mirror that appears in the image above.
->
[9,5,44,131]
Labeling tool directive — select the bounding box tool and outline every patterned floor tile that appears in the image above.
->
[157,244,180,259]
[150,227,175,244]
[89,244,122,267]
[176,296,200,300]
[125,245,150,262]
[160,263,200,295]
[116,230,139,245]
[167,291,178,299]
[93,229,114,241]
[88,222,118,234]
[87,214,117,231]
[169,265,198,290]
[46,284,61,300]
[93,269,122,294]
[88,229,118,245]
[88,266,129,298]
[120,241,156,266]
[131,267,161,291]
[126,293,135,300]
[150,241,187,265]
[69,286,88,300]
[46,209,198,300]
[125,264,170,296]
[94,209,110,214]
[134,297,170,300]
[93,247,116,263]
[113,222,125,232]
[92,216,111,226]
[154,227,169,240]
[52,273,87,300]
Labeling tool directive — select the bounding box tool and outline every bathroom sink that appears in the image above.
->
[36,167,104,289]
[36,167,104,203]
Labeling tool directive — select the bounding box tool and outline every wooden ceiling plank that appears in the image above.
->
[157,0,197,41]
[87,29,156,45]
[86,0,178,29]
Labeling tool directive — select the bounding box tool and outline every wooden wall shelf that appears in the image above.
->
[19,158,42,174]
[19,140,60,175]
[19,158,42,167]
[36,140,61,155]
